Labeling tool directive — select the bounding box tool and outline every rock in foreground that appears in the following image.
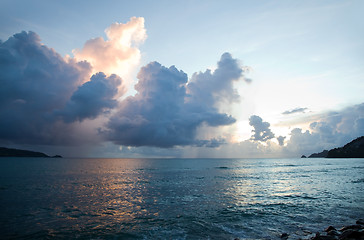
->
[309,220,364,240]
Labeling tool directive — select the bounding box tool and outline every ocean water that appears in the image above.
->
[0,158,363,239]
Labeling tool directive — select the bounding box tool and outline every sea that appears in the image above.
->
[0,157,363,239]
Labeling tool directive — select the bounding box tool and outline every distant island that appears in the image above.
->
[0,147,62,158]
[302,136,364,158]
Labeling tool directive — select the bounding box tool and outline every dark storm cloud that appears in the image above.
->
[282,107,307,115]
[0,31,247,149]
[249,115,275,142]
[58,72,122,123]
[0,31,121,145]
[104,53,246,148]
[0,31,90,106]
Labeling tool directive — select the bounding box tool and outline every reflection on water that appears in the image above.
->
[0,158,363,239]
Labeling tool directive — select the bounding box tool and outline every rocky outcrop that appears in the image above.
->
[304,136,364,159]
[327,136,364,158]
[0,147,62,158]
[309,150,329,158]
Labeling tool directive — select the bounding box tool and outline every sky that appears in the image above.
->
[0,0,363,158]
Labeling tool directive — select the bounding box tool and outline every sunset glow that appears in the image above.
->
[0,1,363,158]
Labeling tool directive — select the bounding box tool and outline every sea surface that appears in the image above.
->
[0,158,363,239]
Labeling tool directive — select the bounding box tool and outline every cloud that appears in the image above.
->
[355,117,364,133]
[0,27,247,152]
[0,31,93,145]
[284,128,321,155]
[243,103,364,157]
[187,52,244,107]
[0,30,131,147]
[180,139,284,159]
[282,107,308,115]
[249,115,275,142]
[309,103,364,142]
[187,103,364,158]
[277,136,286,146]
[283,103,364,156]
[58,72,124,123]
[104,53,246,148]
[2,28,362,159]
[73,17,146,86]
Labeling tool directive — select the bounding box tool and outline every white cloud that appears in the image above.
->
[73,17,147,89]
[249,115,275,142]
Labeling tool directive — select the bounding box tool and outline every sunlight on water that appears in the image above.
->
[0,158,363,239]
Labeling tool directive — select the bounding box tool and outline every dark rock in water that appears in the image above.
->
[311,231,338,240]
[0,147,62,158]
[317,236,337,240]
[301,155,307,158]
[52,155,63,158]
[327,230,340,236]
[356,219,364,225]
[339,225,362,232]
[312,232,321,240]
[281,233,289,239]
[308,220,364,240]
[339,229,364,239]
[325,226,336,232]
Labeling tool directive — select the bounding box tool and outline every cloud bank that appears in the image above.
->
[0,24,248,151]
[1,18,362,158]
[175,103,364,159]
[104,53,246,148]
[285,103,364,155]
[0,31,91,144]
[234,103,364,157]
[0,29,128,145]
